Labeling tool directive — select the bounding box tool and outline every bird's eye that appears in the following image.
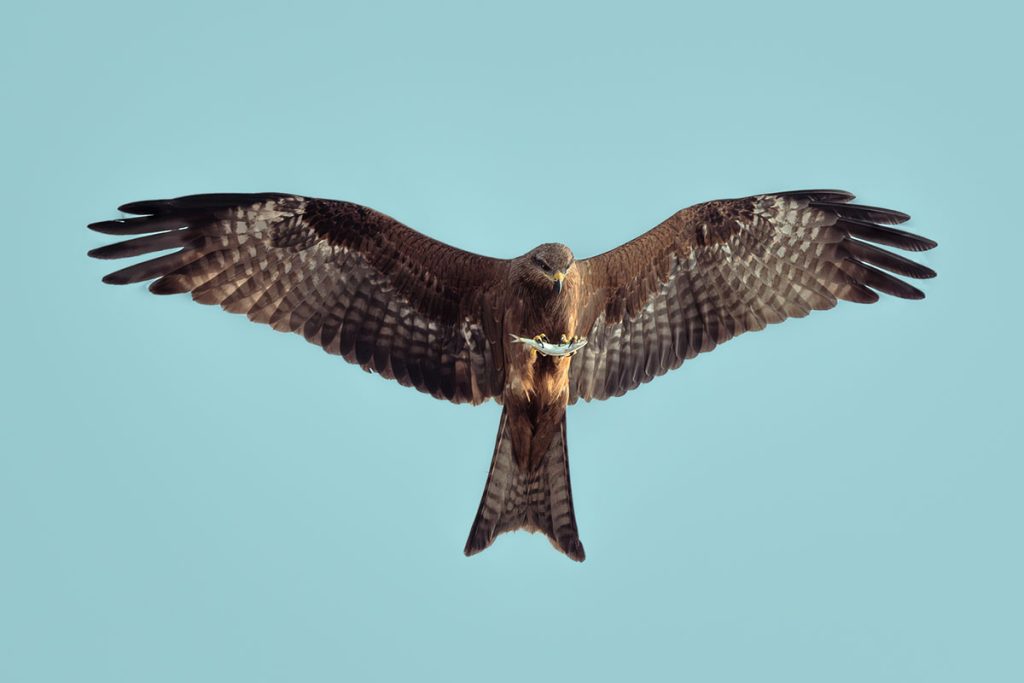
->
[533,256,549,271]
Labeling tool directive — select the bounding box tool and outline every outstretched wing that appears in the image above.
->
[89,193,509,404]
[570,190,936,402]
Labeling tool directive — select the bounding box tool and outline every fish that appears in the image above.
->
[510,333,588,357]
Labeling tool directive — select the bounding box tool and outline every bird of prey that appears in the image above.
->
[88,189,936,561]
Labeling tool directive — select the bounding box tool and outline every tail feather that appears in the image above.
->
[465,407,584,561]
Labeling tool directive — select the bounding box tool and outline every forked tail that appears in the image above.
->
[464,407,584,561]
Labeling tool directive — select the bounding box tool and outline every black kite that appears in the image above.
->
[89,190,936,561]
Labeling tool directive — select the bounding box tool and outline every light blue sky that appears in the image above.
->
[2,1,1021,681]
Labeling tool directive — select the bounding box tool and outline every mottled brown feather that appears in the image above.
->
[570,190,936,402]
[90,193,509,404]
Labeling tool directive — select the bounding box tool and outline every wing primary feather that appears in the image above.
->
[839,260,925,300]
[88,215,191,235]
[843,240,936,279]
[117,192,290,215]
[838,218,937,252]
[811,201,911,225]
[102,250,196,285]
[87,229,195,259]
[772,189,856,202]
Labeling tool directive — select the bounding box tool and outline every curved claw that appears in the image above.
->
[561,334,584,357]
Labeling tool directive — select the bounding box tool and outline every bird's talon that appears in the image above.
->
[533,333,549,344]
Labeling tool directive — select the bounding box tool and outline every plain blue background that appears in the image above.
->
[2,1,1020,681]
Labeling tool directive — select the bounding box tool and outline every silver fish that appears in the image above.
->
[510,334,588,357]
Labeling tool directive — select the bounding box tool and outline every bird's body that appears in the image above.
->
[469,243,586,558]
[89,190,936,561]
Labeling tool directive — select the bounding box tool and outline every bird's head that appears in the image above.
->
[518,243,576,294]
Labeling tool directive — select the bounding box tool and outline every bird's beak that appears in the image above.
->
[552,270,565,294]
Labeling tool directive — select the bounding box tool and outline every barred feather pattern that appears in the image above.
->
[465,408,583,561]
[89,194,509,404]
[569,191,937,402]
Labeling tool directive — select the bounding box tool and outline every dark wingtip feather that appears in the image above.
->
[87,231,192,260]
[99,251,193,286]
[88,220,123,234]
[839,218,936,252]
[101,271,130,285]
[117,199,163,214]
[842,261,926,300]
[88,215,190,235]
[88,241,143,260]
[815,200,911,225]
[775,189,857,202]
[844,240,937,279]
[118,192,290,215]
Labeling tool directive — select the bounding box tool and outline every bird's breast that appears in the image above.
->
[502,281,583,407]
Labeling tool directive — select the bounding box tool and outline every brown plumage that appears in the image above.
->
[88,189,937,561]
